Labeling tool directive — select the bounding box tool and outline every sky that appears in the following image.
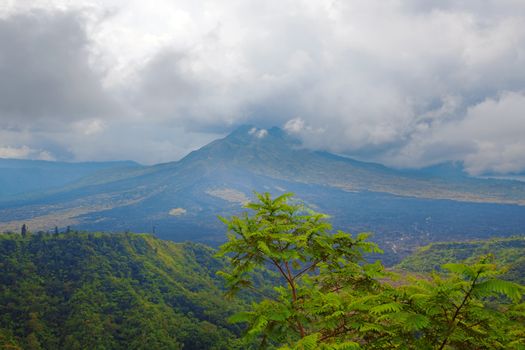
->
[0,0,524,175]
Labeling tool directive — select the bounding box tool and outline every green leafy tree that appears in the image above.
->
[218,193,525,350]
[217,192,384,348]
[376,256,525,349]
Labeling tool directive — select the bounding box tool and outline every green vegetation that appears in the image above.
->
[1,193,524,349]
[0,232,246,349]
[218,193,525,349]
[397,236,525,284]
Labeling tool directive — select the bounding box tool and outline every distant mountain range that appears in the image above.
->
[0,158,141,197]
[2,125,525,264]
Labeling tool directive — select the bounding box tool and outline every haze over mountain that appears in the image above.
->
[2,126,525,264]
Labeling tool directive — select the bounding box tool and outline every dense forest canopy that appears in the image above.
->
[0,232,247,349]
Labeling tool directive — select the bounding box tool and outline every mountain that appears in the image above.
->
[396,236,525,284]
[0,158,141,198]
[0,232,246,350]
[1,126,525,264]
[401,161,468,179]
[176,126,525,204]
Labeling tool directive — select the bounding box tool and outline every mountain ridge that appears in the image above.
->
[0,158,142,198]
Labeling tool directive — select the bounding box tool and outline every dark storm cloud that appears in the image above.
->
[130,50,206,127]
[0,9,118,128]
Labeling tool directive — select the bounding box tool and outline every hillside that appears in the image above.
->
[396,236,525,284]
[0,232,246,350]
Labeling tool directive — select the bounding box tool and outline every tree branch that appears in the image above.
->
[437,270,482,350]
[292,261,319,281]
[270,258,292,285]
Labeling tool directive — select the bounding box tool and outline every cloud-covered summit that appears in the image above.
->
[1,1,524,174]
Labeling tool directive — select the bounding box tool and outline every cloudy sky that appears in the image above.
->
[1,0,524,174]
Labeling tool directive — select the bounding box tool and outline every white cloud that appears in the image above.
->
[459,92,525,174]
[385,91,525,174]
[74,119,107,135]
[0,145,32,159]
[0,145,55,160]
[256,129,268,139]
[284,118,304,134]
[248,127,268,139]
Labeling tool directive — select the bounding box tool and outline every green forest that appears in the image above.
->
[0,232,247,349]
[0,193,524,349]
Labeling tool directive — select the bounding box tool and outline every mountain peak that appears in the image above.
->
[177,125,301,166]
[225,125,298,146]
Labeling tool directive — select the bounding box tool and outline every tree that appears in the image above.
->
[218,193,525,349]
[21,224,28,238]
[217,192,384,348]
[362,256,525,349]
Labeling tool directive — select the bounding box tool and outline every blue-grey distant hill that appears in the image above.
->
[2,126,525,264]
[0,158,141,197]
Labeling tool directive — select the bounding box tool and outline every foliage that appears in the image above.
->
[396,236,525,284]
[218,192,525,349]
[375,256,525,349]
[217,192,385,348]
[0,231,247,349]
[1,193,523,350]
